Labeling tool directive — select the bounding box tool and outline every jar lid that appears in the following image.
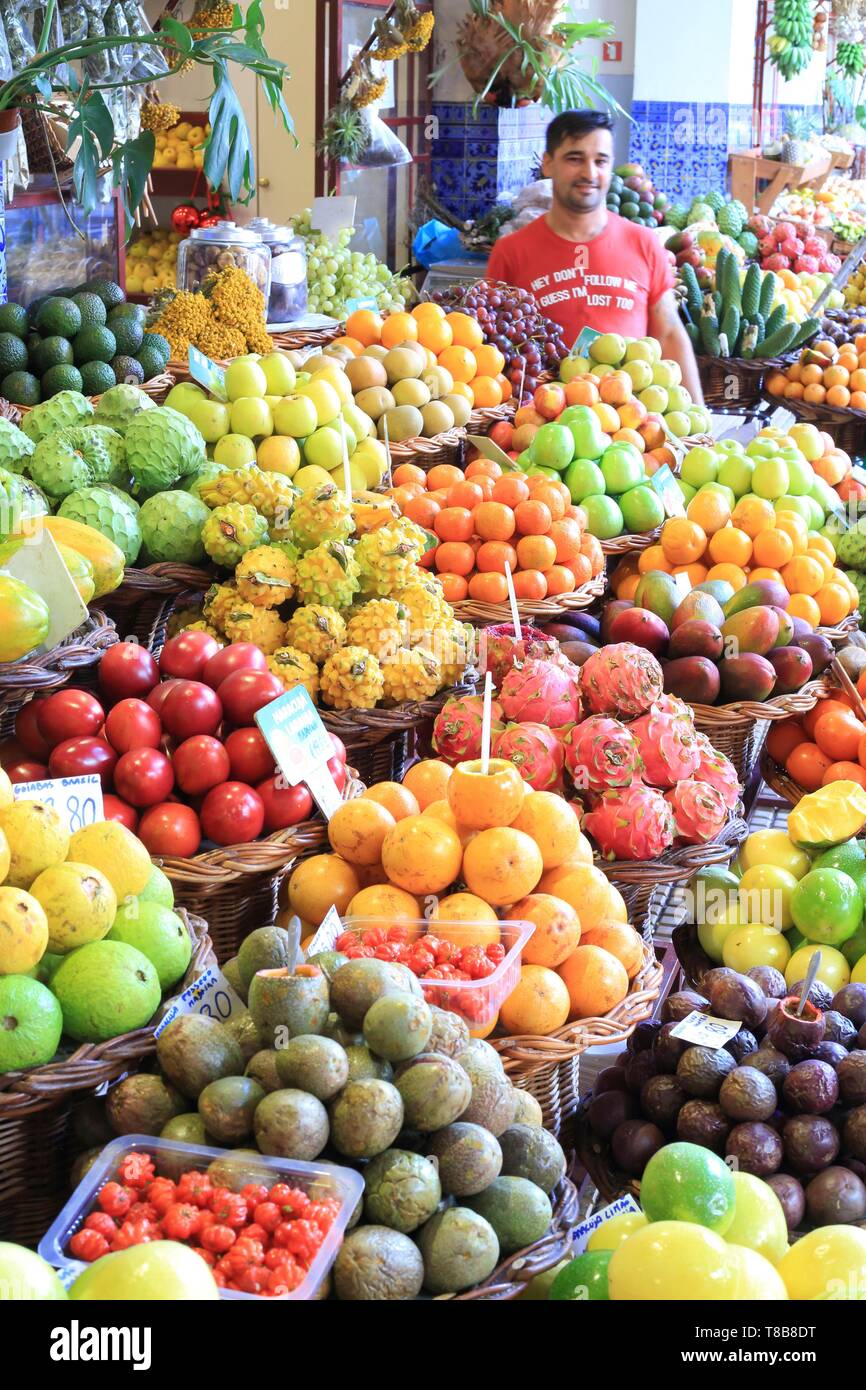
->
[189,220,264,245]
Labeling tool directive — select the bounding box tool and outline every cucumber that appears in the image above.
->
[752,311,766,345]
[715,247,731,298]
[789,316,821,349]
[725,260,742,312]
[759,270,778,319]
[758,320,800,358]
[763,303,787,338]
[721,304,741,356]
[713,290,723,320]
[686,321,700,349]
[742,264,762,318]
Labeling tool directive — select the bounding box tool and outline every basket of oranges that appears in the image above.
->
[759,674,866,808]
[764,336,866,455]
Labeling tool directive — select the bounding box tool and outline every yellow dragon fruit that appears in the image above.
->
[288,483,354,551]
[267,646,320,699]
[381,649,441,703]
[345,599,407,662]
[284,605,346,663]
[222,601,285,653]
[355,523,425,598]
[293,541,360,609]
[236,545,295,608]
[320,646,384,710]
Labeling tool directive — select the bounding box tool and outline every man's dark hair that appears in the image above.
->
[545,109,614,155]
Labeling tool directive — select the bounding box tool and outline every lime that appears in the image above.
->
[639,1141,736,1232]
[619,484,664,534]
[0,975,63,1071]
[138,863,175,909]
[549,1250,611,1300]
[843,923,866,968]
[790,868,863,946]
[0,303,29,338]
[724,1172,789,1265]
[814,840,866,877]
[608,1220,736,1299]
[1,372,40,406]
[581,493,624,540]
[107,901,191,990]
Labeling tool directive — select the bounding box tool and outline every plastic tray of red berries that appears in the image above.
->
[39,1135,364,1300]
[321,916,535,1032]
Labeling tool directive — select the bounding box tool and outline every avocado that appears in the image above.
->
[155,1013,245,1099]
[36,297,82,339]
[111,355,144,385]
[0,332,28,377]
[108,312,144,357]
[105,1074,186,1135]
[87,279,126,311]
[1,371,40,405]
[71,292,107,329]
[42,364,83,397]
[79,361,117,396]
[466,1176,552,1254]
[198,1075,265,1143]
[73,326,116,365]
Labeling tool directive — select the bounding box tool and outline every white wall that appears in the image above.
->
[634,0,736,103]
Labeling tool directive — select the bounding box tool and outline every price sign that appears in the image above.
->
[570,1194,642,1254]
[852,465,866,485]
[12,774,103,831]
[670,1009,742,1049]
[255,686,342,819]
[153,964,246,1038]
[570,326,601,357]
[465,434,521,472]
[311,195,357,239]
[650,463,686,517]
[345,296,378,315]
[305,904,344,957]
[188,346,227,401]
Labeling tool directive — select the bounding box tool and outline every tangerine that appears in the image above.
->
[492,475,530,508]
[462,827,544,906]
[813,709,864,761]
[512,569,548,600]
[445,311,484,348]
[474,500,516,541]
[558,944,629,1017]
[438,573,470,602]
[435,541,475,575]
[476,540,518,574]
[427,463,465,491]
[661,517,707,565]
[516,534,557,571]
[381,814,463,895]
[468,572,509,603]
[822,761,866,789]
[785,742,833,791]
[766,720,806,765]
[380,311,418,348]
[543,565,576,596]
[638,544,673,574]
[344,308,383,345]
[514,500,553,535]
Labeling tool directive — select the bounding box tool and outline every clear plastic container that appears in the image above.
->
[321,916,535,1031]
[248,217,308,324]
[177,221,271,299]
[39,1134,363,1301]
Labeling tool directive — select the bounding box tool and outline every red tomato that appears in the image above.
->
[48,736,117,788]
[327,756,347,792]
[103,794,139,832]
[160,681,223,741]
[218,670,283,727]
[200,782,265,845]
[5,759,48,784]
[256,777,313,832]
[147,678,183,719]
[37,689,106,748]
[104,698,163,754]
[138,802,201,858]
[159,631,221,681]
[99,643,160,701]
[114,747,175,807]
[15,700,51,760]
[173,735,231,796]
[202,643,268,690]
[224,728,275,785]
[328,732,347,765]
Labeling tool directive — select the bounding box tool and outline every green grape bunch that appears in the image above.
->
[290,212,410,317]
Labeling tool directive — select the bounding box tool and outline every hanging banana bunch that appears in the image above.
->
[769,0,814,79]
[836,40,866,79]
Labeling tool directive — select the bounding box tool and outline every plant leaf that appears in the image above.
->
[160,15,194,55]
[66,89,115,214]
[111,131,155,235]
[205,63,255,202]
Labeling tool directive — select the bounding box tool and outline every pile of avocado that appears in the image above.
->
[81,924,568,1300]
[0,280,171,406]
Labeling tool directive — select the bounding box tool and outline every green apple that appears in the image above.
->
[165,382,205,416]
[330,459,369,491]
[752,457,790,500]
[324,417,357,456]
[664,411,692,437]
[352,438,388,487]
[639,335,662,362]
[273,393,319,438]
[652,359,681,389]
[736,829,811,879]
[774,494,813,524]
[701,481,736,508]
[625,339,656,364]
[623,359,654,392]
[717,454,754,496]
[230,396,274,439]
[716,439,745,456]
[224,358,268,401]
[680,446,719,488]
[601,446,643,494]
[638,385,669,414]
[530,422,575,471]
[342,401,375,442]
[214,433,258,469]
[305,424,346,470]
[789,422,823,461]
[564,457,606,502]
[723,924,790,974]
[296,378,342,425]
[560,355,592,381]
[70,1240,219,1300]
[746,437,779,458]
[667,384,693,413]
[588,332,626,366]
[186,398,231,444]
[688,406,712,434]
[780,451,813,496]
[258,351,296,394]
[0,1242,67,1299]
[581,493,624,539]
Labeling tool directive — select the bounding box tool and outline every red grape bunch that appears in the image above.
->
[431,279,569,399]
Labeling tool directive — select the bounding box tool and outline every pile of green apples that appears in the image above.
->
[675,425,843,529]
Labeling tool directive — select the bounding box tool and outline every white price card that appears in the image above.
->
[311,195,356,238]
[12,774,103,830]
[305,904,343,958]
[0,529,88,650]
[255,686,343,819]
[670,1009,742,1049]
[571,1194,642,1254]
[465,434,521,472]
[650,463,686,517]
[153,964,246,1038]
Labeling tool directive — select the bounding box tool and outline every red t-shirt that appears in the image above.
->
[487,212,674,345]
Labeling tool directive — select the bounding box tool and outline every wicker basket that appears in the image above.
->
[819,614,861,647]
[761,389,866,456]
[452,573,606,627]
[270,325,344,352]
[0,610,117,719]
[387,426,465,469]
[601,526,663,557]
[671,919,722,994]
[489,940,663,1137]
[759,747,804,806]
[0,910,213,1247]
[690,678,831,784]
[448,1173,579,1300]
[698,352,796,409]
[98,565,214,641]
[13,374,175,417]
[320,682,476,787]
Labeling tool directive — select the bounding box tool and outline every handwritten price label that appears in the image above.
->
[12,774,103,830]
[154,964,245,1038]
[571,1194,642,1254]
[305,904,343,958]
[670,1010,742,1049]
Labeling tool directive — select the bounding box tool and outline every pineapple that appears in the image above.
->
[222,601,286,654]
[345,599,408,662]
[381,649,441,703]
[320,647,384,710]
[236,545,295,608]
[198,465,297,528]
[780,112,815,165]
[284,605,347,664]
[355,524,425,598]
[202,504,269,568]
[288,483,354,551]
[267,646,320,699]
[293,542,360,609]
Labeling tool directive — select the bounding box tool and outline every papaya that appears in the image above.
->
[0,574,50,661]
[21,517,124,598]
[56,544,96,604]
[788,783,866,854]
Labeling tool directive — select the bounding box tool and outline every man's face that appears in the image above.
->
[542,128,614,213]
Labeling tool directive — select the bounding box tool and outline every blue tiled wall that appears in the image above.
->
[431,102,550,222]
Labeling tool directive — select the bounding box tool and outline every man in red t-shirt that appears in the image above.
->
[488,110,703,403]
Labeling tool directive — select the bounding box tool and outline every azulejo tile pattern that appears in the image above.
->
[431,101,549,221]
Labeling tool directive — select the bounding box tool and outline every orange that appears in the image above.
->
[476,540,518,574]
[474,500,516,542]
[557,944,629,1018]
[287,853,362,924]
[496,374,513,402]
[765,371,788,397]
[807,549,833,580]
[813,709,864,761]
[579,922,643,979]
[381,814,463,895]
[462,827,544,906]
[617,573,641,600]
[827,384,852,408]
[705,562,747,591]
[438,573,469,603]
[816,582,851,626]
[468,572,509,603]
[469,375,503,408]
[807,532,837,562]
[392,462,427,489]
[438,345,477,384]
[499,964,571,1036]
[416,316,453,353]
[774,512,808,553]
[448,380,474,402]
[402,758,453,808]
[687,491,731,534]
[380,311,418,348]
[786,592,820,627]
[708,526,752,568]
[752,527,794,569]
[361,781,420,822]
[731,496,776,537]
[766,720,807,765]
[473,344,506,378]
[672,562,708,587]
[660,517,707,565]
[344,883,423,928]
[514,499,553,536]
[447,757,525,830]
[328,798,396,866]
[823,760,866,789]
[411,301,446,322]
[782,555,825,596]
[749,567,784,586]
[538,863,627,928]
[514,893,582,967]
[785,742,833,791]
[428,892,500,945]
[427,463,465,491]
[445,310,483,349]
[638,544,673,574]
[345,308,383,346]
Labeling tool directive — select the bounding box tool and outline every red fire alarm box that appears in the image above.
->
[602,40,622,62]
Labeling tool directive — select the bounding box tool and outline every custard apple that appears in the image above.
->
[29,425,113,499]
[704,191,726,214]
[58,487,143,564]
[201,504,269,567]
[665,203,689,229]
[0,468,50,539]
[688,202,716,225]
[85,424,128,487]
[845,569,866,623]
[126,406,206,498]
[21,390,93,443]
[837,523,866,570]
[93,383,157,436]
[718,201,746,237]
[138,491,209,565]
[0,417,35,473]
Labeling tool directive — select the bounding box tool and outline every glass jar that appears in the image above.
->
[176,221,271,299]
[249,218,308,323]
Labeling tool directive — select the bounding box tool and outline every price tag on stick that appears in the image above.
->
[305,904,344,957]
[650,463,686,517]
[12,774,103,830]
[255,686,343,819]
[188,346,227,401]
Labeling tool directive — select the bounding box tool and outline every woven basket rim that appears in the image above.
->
[761,387,866,425]
[0,609,117,692]
[13,374,174,416]
[101,563,215,601]
[319,678,476,738]
[453,573,605,625]
[759,747,803,806]
[0,909,212,1117]
[697,348,800,376]
[448,1173,580,1299]
[690,677,831,726]
[596,809,748,887]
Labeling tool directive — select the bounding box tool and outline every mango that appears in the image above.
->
[718,652,776,702]
[606,607,669,656]
[788,782,866,853]
[634,571,680,626]
[766,646,812,695]
[667,620,723,662]
[723,579,789,619]
[670,591,725,631]
[663,655,721,705]
[720,606,780,657]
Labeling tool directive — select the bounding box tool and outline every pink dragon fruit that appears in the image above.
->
[479,623,565,688]
[825,252,842,274]
[794,255,820,275]
[774,221,796,244]
[665,778,728,844]
[579,643,663,719]
[432,694,504,766]
[803,237,826,258]
[758,234,776,259]
[692,731,741,810]
[493,721,565,792]
[563,716,643,794]
[499,657,581,730]
[764,252,790,273]
[630,703,701,789]
[584,783,676,861]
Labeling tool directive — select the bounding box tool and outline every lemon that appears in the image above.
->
[0,802,69,888]
[29,862,117,954]
[0,886,48,973]
[68,822,151,900]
